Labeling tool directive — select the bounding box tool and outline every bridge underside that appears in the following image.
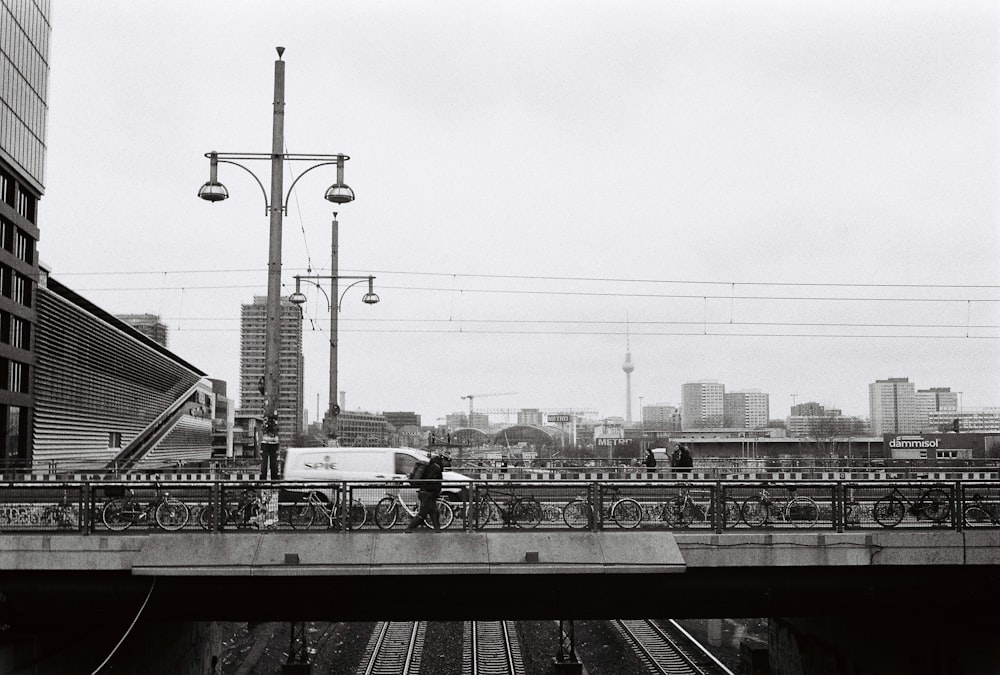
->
[2,530,1000,623]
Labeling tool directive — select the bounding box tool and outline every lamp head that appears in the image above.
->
[362,291,380,305]
[324,183,355,204]
[288,291,307,305]
[198,181,229,202]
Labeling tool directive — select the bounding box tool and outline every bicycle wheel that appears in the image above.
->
[919,488,951,523]
[155,498,190,531]
[374,496,399,529]
[512,497,543,529]
[562,499,592,529]
[964,505,991,526]
[785,496,818,527]
[611,498,643,529]
[741,499,769,527]
[340,499,367,529]
[282,502,316,529]
[679,502,707,527]
[873,496,905,527]
[198,504,216,530]
[102,498,133,531]
[430,499,455,529]
[718,497,742,528]
[470,498,497,530]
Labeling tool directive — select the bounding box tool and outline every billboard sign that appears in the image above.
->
[548,414,572,423]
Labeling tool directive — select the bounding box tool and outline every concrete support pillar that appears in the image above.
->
[770,616,999,675]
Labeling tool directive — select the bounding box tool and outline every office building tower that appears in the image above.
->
[869,377,918,435]
[916,387,959,430]
[518,408,544,426]
[642,404,681,431]
[116,313,168,347]
[681,381,725,430]
[0,1,51,469]
[724,390,770,429]
[239,296,303,448]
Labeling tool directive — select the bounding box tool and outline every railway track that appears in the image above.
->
[464,620,526,675]
[614,619,720,675]
[359,621,425,675]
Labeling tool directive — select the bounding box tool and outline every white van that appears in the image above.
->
[282,446,471,502]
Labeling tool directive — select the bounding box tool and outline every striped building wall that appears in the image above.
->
[31,276,210,471]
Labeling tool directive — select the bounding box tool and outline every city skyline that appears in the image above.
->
[36,1,999,426]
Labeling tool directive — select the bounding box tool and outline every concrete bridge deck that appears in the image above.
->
[2,530,1000,623]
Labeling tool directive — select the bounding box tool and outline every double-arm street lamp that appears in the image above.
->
[197,46,355,434]
[289,211,379,443]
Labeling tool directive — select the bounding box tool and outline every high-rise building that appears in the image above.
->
[641,404,681,431]
[239,296,303,448]
[869,377,918,435]
[116,313,168,347]
[916,387,959,431]
[518,408,544,426]
[681,381,725,430]
[384,411,421,429]
[0,0,51,469]
[724,390,770,429]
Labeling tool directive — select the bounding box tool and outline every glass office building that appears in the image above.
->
[0,0,50,469]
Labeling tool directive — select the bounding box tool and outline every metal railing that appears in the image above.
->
[1,478,999,535]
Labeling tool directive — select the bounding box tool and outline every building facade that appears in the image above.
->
[724,390,770,429]
[641,404,681,431]
[0,0,50,470]
[869,377,918,435]
[335,410,388,446]
[681,381,725,430]
[116,313,168,347]
[238,296,303,448]
[916,387,959,431]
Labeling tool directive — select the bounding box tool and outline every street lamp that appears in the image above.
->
[289,212,379,444]
[198,46,354,439]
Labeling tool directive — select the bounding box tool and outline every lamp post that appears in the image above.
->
[288,212,379,444]
[197,47,355,441]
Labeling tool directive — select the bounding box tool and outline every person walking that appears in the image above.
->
[644,448,657,470]
[260,415,280,480]
[405,451,445,531]
[674,444,694,473]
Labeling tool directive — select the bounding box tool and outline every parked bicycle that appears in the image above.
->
[563,485,643,529]
[963,492,1000,526]
[199,488,272,530]
[101,482,190,531]
[873,484,951,528]
[374,491,453,530]
[741,485,818,527]
[659,484,742,528]
[469,488,542,530]
[285,489,368,530]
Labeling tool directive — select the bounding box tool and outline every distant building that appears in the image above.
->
[238,296,303,449]
[869,377,918,435]
[681,381,725,430]
[335,410,387,446]
[928,408,1000,433]
[116,313,168,347]
[446,411,488,430]
[916,387,959,431]
[384,411,421,429]
[518,408,544,426]
[724,391,770,429]
[0,1,51,470]
[642,404,681,431]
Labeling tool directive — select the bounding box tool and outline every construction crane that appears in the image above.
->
[460,392,516,421]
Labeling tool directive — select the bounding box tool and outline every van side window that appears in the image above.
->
[395,453,417,475]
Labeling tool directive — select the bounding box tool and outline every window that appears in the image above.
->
[108,432,122,449]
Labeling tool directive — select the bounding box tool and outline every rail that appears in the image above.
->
[1,478,999,535]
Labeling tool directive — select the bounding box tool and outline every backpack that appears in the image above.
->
[408,461,428,487]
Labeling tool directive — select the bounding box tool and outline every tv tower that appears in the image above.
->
[623,321,635,422]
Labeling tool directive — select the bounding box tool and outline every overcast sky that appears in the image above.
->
[40,1,998,425]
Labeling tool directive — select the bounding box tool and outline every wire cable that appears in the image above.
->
[89,577,156,674]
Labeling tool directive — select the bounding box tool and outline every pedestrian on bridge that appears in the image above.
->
[644,448,657,470]
[672,444,693,473]
[405,451,445,532]
[260,415,280,480]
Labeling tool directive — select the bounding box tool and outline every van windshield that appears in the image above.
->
[394,453,420,475]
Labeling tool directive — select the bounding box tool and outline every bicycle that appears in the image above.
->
[873,484,951,528]
[284,489,368,530]
[741,485,818,527]
[374,491,453,530]
[660,484,742,529]
[562,485,643,529]
[101,482,190,531]
[469,488,542,530]
[963,492,1000,526]
[199,488,271,530]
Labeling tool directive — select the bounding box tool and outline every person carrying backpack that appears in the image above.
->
[406,452,445,531]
